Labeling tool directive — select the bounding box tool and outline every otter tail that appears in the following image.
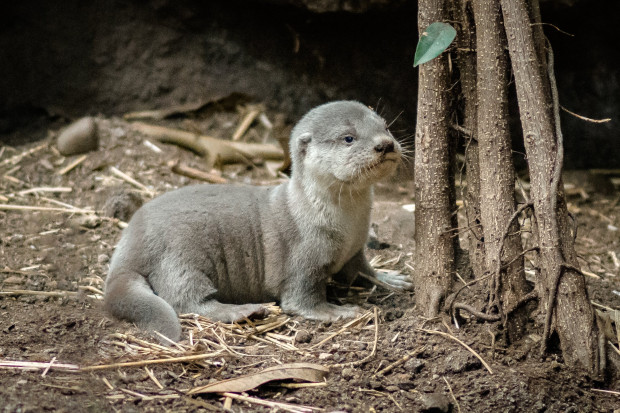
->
[104,269,181,342]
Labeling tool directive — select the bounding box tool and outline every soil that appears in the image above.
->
[1,105,619,412]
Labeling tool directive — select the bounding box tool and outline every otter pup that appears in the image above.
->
[105,101,411,341]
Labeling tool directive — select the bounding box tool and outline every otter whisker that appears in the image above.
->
[387,110,404,128]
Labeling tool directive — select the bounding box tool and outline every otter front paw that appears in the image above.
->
[376,270,413,290]
[290,303,363,322]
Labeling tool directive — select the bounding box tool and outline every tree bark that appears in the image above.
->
[473,0,529,342]
[500,0,600,373]
[414,0,455,317]
[454,0,486,281]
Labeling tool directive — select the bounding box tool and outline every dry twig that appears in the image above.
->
[171,162,228,184]
[57,155,87,175]
[81,351,226,371]
[109,166,154,196]
[332,308,379,367]
[220,392,321,413]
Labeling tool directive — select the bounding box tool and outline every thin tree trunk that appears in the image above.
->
[500,0,600,373]
[454,0,486,280]
[473,0,529,342]
[414,0,455,316]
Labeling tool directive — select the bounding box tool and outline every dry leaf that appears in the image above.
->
[187,363,329,395]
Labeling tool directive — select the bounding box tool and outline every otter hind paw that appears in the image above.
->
[376,270,413,291]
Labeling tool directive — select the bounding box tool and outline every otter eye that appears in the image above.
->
[344,135,355,144]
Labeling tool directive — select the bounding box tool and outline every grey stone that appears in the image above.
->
[419,392,452,413]
[404,357,425,373]
[441,350,482,374]
[57,117,99,156]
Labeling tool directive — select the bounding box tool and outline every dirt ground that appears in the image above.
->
[1,105,619,412]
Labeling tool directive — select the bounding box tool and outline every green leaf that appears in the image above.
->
[413,22,456,67]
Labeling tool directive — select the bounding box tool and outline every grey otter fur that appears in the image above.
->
[104,101,412,341]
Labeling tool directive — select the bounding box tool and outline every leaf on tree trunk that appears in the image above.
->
[186,363,329,394]
[414,22,457,67]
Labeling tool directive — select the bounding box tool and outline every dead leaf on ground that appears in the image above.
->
[187,362,329,395]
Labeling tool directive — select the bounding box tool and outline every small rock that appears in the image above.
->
[57,117,99,156]
[384,309,404,321]
[318,352,332,360]
[533,400,546,412]
[341,368,355,379]
[73,214,102,229]
[404,357,425,373]
[295,330,313,344]
[419,392,452,413]
[3,276,23,284]
[97,254,110,264]
[42,263,59,272]
[369,379,382,389]
[441,350,481,374]
[385,385,400,393]
[389,373,415,390]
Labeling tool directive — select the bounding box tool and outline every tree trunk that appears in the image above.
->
[414,0,455,317]
[500,0,601,373]
[454,0,486,281]
[473,0,529,342]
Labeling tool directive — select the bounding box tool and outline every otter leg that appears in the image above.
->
[279,267,362,321]
[150,264,270,324]
[336,250,413,291]
[105,269,182,342]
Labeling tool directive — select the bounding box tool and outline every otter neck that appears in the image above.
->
[290,174,373,211]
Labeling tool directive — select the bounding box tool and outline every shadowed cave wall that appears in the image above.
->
[0,0,617,168]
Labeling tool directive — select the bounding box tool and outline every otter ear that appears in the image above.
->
[298,132,311,145]
[296,132,311,159]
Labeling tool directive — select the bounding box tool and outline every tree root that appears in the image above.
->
[130,122,283,169]
[453,303,501,322]
[489,202,533,315]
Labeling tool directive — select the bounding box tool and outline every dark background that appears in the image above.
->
[0,0,617,168]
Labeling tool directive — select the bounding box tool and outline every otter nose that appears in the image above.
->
[374,138,395,154]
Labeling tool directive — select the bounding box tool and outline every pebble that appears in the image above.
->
[294,330,313,344]
[57,117,99,156]
[419,392,452,413]
[404,357,425,373]
[73,214,102,229]
[441,350,481,374]
[341,368,355,379]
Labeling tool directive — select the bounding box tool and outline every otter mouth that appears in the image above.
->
[334,153,400,184]
[383,152,400,162]
[368,152,400,170]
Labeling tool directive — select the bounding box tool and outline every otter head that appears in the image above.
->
[289,101,401,190]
